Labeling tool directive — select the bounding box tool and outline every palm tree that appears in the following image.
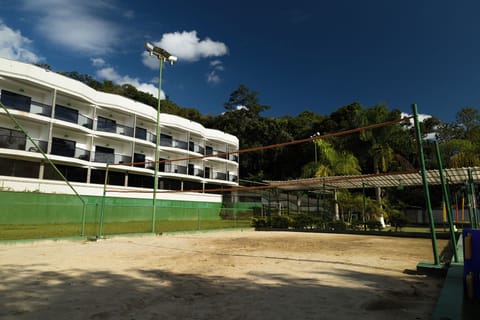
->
[312,139,361,220]
[314,139,361,177]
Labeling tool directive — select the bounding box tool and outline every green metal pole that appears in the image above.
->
[434,140,458,262]
[99,164,109,238]
[413,104,440,265]
[468,168,478,229]
[152,57,164,234]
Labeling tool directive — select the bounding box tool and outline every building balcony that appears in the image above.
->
[0,90,52,118]
[93,150,132,165]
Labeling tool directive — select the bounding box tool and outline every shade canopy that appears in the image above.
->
[265,166,480,192]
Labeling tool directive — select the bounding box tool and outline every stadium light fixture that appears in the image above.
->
[145,42,178,65]
[145,42,178,234]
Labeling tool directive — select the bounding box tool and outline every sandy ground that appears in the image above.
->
[0,230,448,320]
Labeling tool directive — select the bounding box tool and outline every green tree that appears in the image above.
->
[313,139,361,177]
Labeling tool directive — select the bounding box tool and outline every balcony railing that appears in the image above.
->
[78,114,93,129]
[193,168,204,177]
[116,123,134,137]
[214,172,227,180]
[93,151,132,164]
[1,94,52,118]
[30,101,52,117]
[97,122,134,137]
[50,145,91,161]
[75,148,91,161]
[173,139,188,150]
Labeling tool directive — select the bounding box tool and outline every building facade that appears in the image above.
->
[0,57,239,198]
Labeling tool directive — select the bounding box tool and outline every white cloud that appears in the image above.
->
[206,59,225,84]
[207,70,220,84]
[19,1,123,55]
[401,112,432,127]
[210,60,223,68]
[96,66,165,100]
[142,30,228,68]
[91,57,106,67]
[0,21,42,63]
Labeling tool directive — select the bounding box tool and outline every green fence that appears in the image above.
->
[0,191,254,240]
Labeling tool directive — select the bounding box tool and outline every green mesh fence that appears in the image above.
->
[0,191,255,240]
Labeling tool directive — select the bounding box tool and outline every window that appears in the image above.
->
[55,105,79,124]
[128,174,154,188]
[95,145,114,163]
[206,146,213,155]
[133,153,146,168]
[204,167,211,179]
[90,169,125,186]
[183,181,202,191]
[51,137,76,157]
[158,158,167,172]
[44,164,87,182]
[0,157,39,178]
[188,163,194,175]
[160,134,172,147]
[159,178,181,190]
[0,90,31,112]
[0,127,26,150]
[97,116,116,133]
[135,127,147,140]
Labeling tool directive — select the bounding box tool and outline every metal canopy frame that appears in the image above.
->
[265,166,480,192]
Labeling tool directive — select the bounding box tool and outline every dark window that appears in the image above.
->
[95,145,114,163]
[0,157,39,178]
[51,137,76,157]
[135,127,147,140]
[91,169,125,186]
[128,173,154,188]
[206,146,213,155]
[55,105,79,124]
[175,139,188,150]
[188,141,194,152]
[160,134,172,147]
[44,164,87,182]
[204,167,211,179]
[0,127,26,150]
[183,180,202,191]
[97,116,116,133]
[158,158,166,172]
[188,163,194,175]
[0,90,31,112]
[133,153,146,168]
[159,178,181,190]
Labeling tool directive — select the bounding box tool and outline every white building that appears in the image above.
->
[0,57,239,198]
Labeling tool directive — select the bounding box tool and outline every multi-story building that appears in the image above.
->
[0,57,239,198]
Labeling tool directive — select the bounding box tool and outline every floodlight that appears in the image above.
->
[145,42,177,64]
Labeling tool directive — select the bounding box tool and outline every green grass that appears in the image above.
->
[0,219,253,241]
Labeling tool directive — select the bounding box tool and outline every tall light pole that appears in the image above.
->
[145,42,177,234]
[310,132,320,163]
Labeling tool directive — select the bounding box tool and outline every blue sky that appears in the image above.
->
[0,0,479,122]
